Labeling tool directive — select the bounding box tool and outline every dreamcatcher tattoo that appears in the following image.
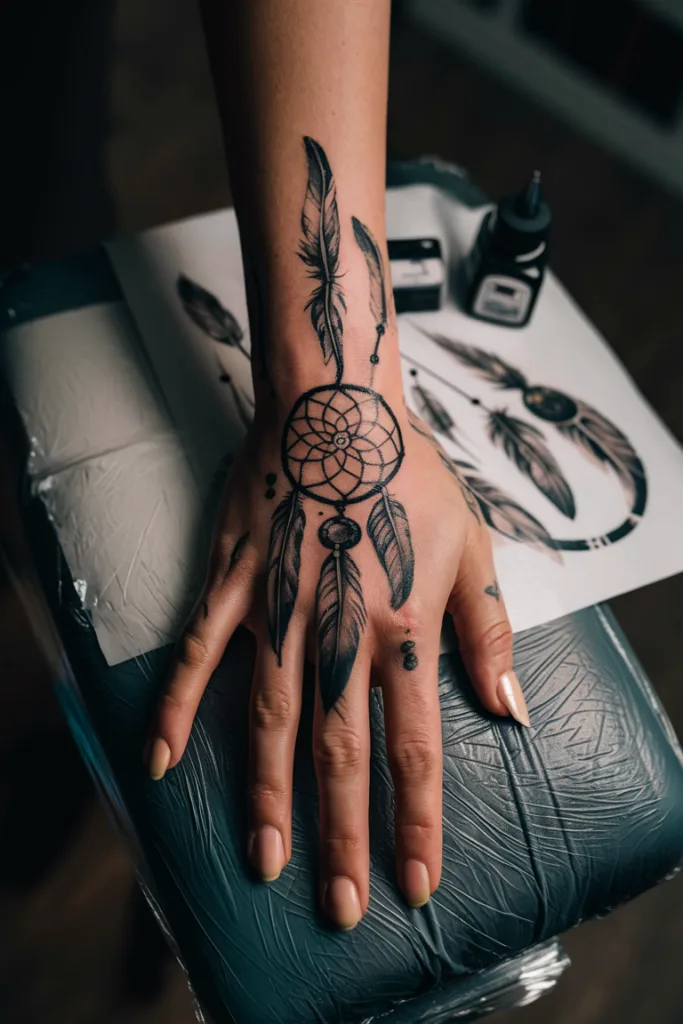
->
[267,137,414,715]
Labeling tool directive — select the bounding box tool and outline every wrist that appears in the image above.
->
[253,324,405,417]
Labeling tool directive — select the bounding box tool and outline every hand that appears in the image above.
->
[146,393,528,930]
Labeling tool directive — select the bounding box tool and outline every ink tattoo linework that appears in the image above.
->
[400,639,418,671]
[484,581,500,602]
[266,137,414,713]
[352,216,388,373]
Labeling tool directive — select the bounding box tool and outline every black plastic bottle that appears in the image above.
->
[462,171,551,328]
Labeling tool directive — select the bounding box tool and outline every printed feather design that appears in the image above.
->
[267,492,306,664]
[219,372,254,430]
[299,137,345,382]
[558,402,647,514]
[177,275,247,355]
[411,383,456,439]
[352,216,387,340]
[422,330,528,390]
[487,410,576,518]
[317,549,367,714]
[367,488,414,610]
[453,460,561,561]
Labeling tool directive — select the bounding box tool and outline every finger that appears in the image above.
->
[314,648,371,931]
[381,621,443,908]
[448,536,529,727]
[248,625,305,882]
[147,536,255,779]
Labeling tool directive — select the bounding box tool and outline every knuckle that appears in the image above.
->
[390,737,437,785]
[390,597,425,636]
[252,685,294,731]
[160,690,188,716]
[177,630,211,670]
[397,821,437,845]
[474,619,513,658]
[315,729,363,778]
[249,779,288,807]
[322,833,363,859]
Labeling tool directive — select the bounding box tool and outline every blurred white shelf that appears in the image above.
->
[406,0,683,199]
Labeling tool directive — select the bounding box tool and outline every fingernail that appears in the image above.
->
[249,826,285,882]
[497,671,531,727]
[403,859,431,908]
[324,876,362,930]
[148,737,171,780]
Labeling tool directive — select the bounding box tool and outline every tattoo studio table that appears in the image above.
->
[1,162,682,1023]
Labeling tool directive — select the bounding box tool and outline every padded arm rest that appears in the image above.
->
[24,508,683,1023]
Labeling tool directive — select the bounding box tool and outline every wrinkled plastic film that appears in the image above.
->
[0,302,214,665]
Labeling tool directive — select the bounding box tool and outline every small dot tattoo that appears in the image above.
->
[403,653,418,671]
[220,373,231,383]
[318,511,324,516]
[400,640,415,653]
[265,472,277,485]
[265,487,276,499]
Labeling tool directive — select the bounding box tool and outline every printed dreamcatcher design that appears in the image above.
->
[176,273,254,429]
[406,328,647,559]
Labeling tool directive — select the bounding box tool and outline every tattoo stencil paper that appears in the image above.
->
[267,137,414,713]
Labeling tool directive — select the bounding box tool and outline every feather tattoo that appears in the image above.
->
[267,491,306,664]
[299,137,345,383]
[487,410,576,518]
[317,549,367,714]
[367,488,414,610]
[177,275,247,357]
[352,216,387,368]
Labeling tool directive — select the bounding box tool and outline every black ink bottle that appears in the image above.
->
[462,171,551,328]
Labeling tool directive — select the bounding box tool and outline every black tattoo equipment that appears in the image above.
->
[462,171,551,327]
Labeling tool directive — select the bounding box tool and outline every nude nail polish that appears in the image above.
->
[497,671,531,727]
[250,826,285,882]
[403,859,431,908]
[149,737,171,780]
[324,876,362,930]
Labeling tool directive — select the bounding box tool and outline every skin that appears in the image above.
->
[147,0,520,929]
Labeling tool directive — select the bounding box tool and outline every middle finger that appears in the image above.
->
[313,645,371,931]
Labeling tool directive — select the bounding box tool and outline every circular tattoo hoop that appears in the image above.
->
[281,384,405,506]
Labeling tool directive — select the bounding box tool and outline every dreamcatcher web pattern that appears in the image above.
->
[283,384,403,505]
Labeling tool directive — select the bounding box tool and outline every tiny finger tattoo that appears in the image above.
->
[227,531,250,575]
[202,600,209,619]
[265,472,277,499]
[400,639,418,670]
[484,580,500,601]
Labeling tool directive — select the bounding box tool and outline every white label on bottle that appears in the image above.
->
[473,275,532,324]
[390,256,445,289]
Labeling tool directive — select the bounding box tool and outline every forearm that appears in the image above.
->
[199,0,400,406]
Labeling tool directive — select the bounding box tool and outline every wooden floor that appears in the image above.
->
[2,4,683,1022]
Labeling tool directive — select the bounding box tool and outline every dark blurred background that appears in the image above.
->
[2,1,683,1021]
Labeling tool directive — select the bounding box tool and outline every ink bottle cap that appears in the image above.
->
[462,171,551,328]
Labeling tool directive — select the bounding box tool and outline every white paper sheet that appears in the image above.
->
[107,185,683,639]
